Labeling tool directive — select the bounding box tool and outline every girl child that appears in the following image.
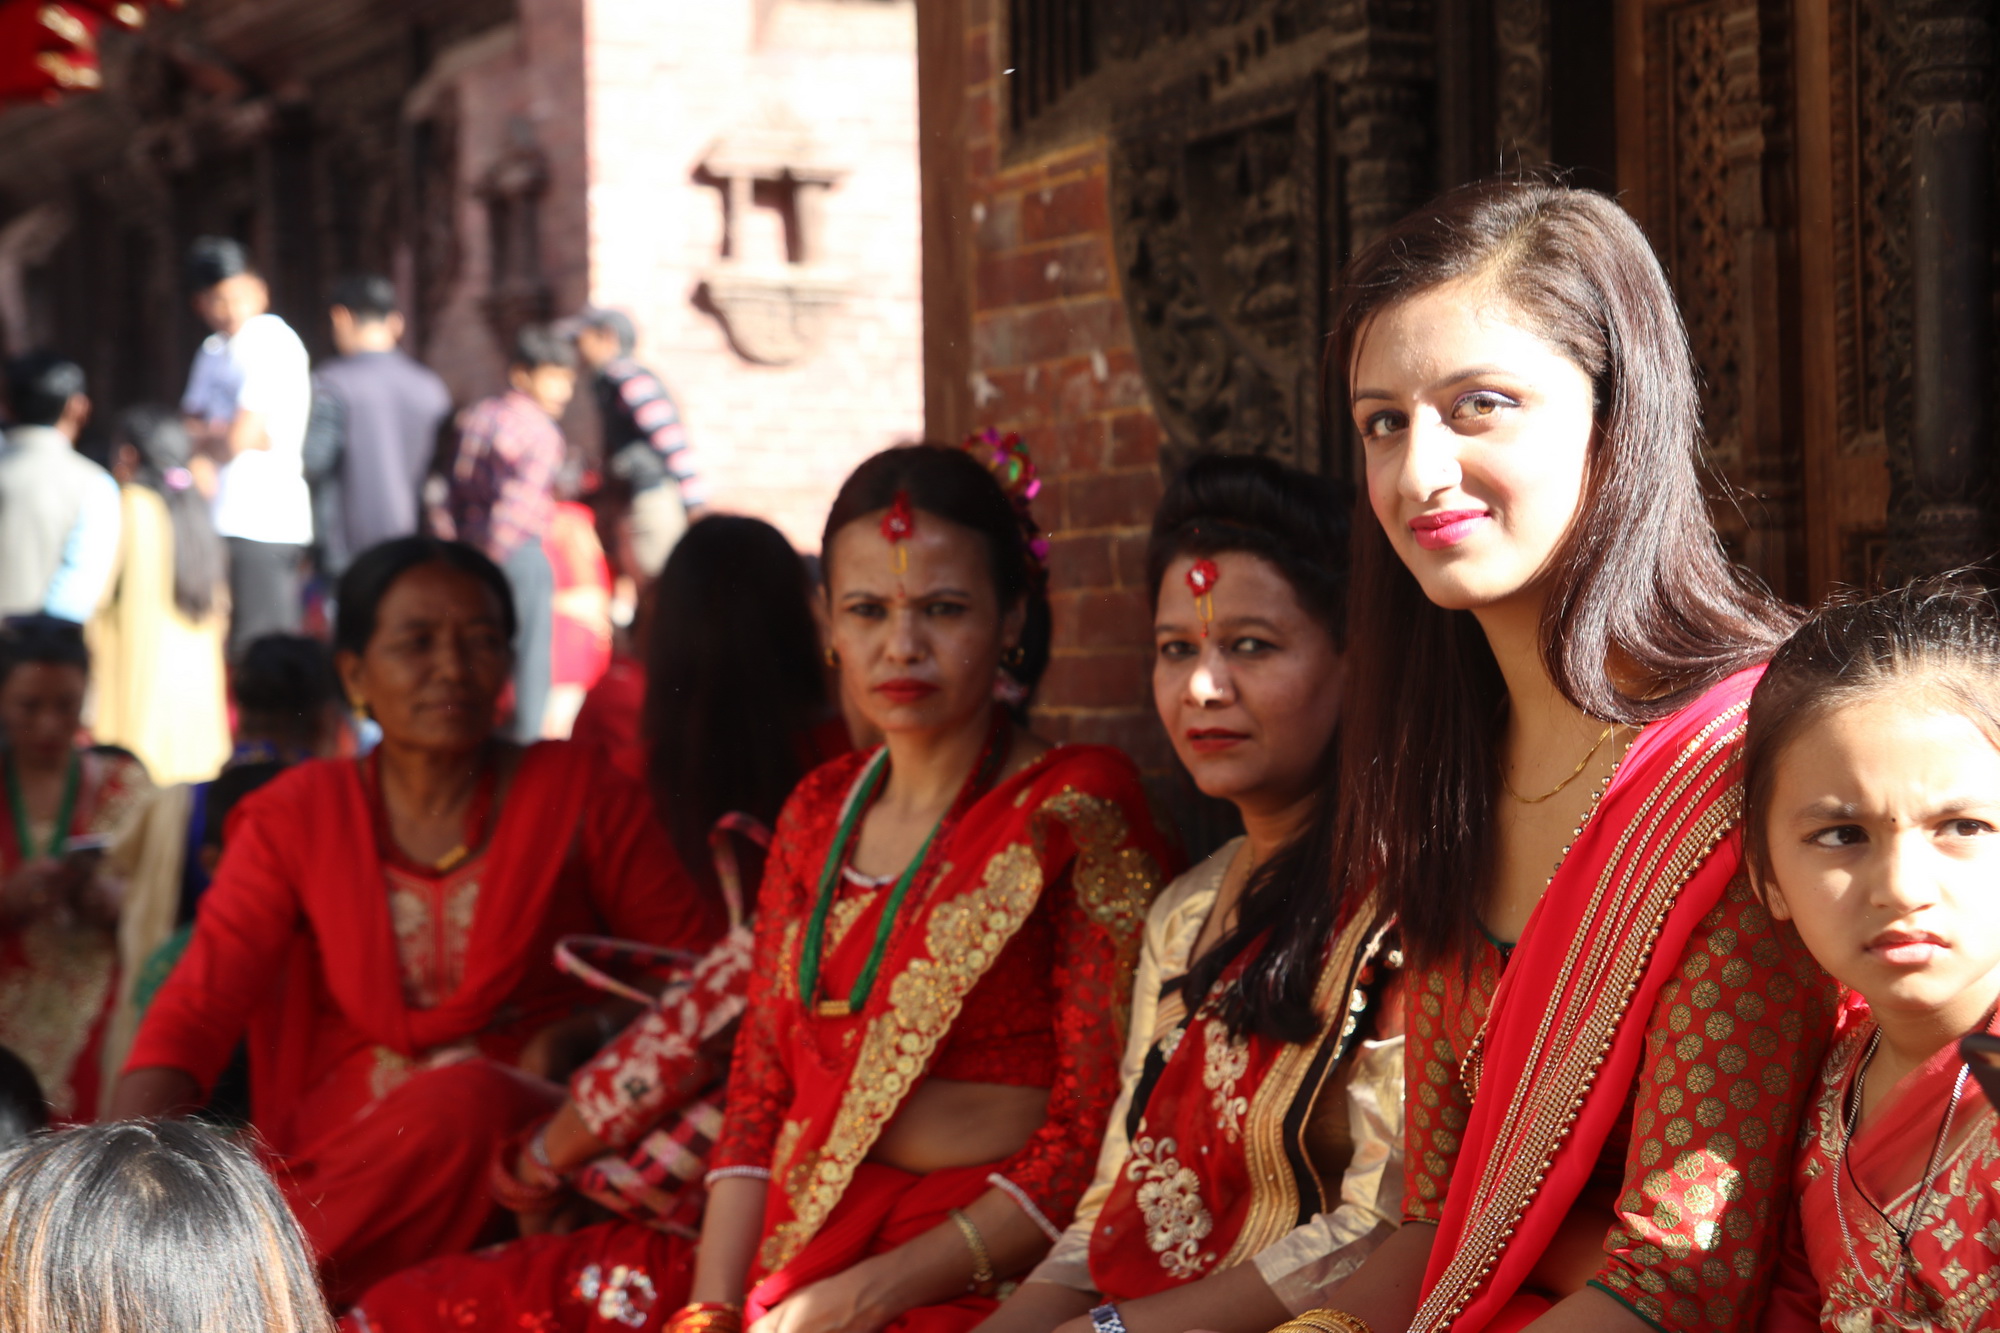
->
[1747,580,2000,1330]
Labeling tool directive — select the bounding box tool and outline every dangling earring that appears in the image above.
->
[349,694,369,720]
[1002,644,1026,668]
[825,646,840,667]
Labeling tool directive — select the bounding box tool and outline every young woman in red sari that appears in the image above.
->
[1745,582,2000,1330]
[977,455,1402,1333]
[0,615,152,1121]
[110,536,722,1305]
[678,442,1174,1333]
[1268,181,1838,1333]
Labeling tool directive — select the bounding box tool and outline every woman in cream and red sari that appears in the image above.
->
[1269,181,1837,1333]
[680,441,1173,1333]
[977,454,1402,1333]
[0,615,152,1121]
[1747,582,2000,1331]
[111,536,721,1305]
[342,513,851,1332]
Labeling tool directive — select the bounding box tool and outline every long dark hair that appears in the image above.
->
[116,406,228,620]
[0,1121,333,1333]
[1328,179,1795,967]
[1743,576,2000,887]
[1147,455,1353,1042]
[821,443,1052,705]
[645,516,827,899]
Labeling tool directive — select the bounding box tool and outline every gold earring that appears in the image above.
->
[824,647,840,667]
[1002,644,1025,668]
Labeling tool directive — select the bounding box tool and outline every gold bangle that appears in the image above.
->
[947,1207,996,1293]
[1271,1311,1373,1333]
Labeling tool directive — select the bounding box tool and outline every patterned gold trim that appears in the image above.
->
[1221,905,1390,1268]
[1412,704,1748,1331]
[757,786,1159,1273]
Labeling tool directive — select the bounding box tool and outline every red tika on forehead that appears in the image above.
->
[881,490,916,545]
[1187,558,1220,637]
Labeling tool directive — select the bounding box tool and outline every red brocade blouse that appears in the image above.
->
[708,744,1176,1259]
[1404,880,1834,1330]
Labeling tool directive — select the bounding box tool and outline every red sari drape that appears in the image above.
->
[718,742,1175,1331]
[0,748,150,1120]
[127,741,720,1303]
[1404,669,1838,1332]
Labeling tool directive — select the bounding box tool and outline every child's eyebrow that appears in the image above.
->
[1794,799,1860,821]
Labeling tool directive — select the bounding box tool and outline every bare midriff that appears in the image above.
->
[866,1078,1051,1173]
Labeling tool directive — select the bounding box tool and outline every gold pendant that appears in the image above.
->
[814,999,853,1019]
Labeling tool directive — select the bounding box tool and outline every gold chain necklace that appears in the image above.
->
[1501,721,1618,804]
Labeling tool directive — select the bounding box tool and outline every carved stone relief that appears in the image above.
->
[695,107,849,366]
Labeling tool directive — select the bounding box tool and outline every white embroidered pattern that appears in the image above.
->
[1125,1135,1216,1279]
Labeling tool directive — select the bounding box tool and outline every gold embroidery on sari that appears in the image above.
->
[1125,1134,1216,1279]
[1412,705,1749,1332]
[1202,1019,1249,1141]
[0,920,114,1115]
[1221,907,1391,1267]
[757,840,1047,1273]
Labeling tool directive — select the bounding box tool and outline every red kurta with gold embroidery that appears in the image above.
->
[706,742,1174,1329]
[1401,669,1839,1332]
[0,748,150,1120]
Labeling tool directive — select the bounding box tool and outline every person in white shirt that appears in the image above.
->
[0,353,121,623]
[179,237,313,659]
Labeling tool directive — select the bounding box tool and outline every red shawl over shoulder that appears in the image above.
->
[1408,668,1836,1332]
[126,741,720,1154]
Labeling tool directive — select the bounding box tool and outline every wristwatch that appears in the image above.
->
[1089,1305,1128,1333]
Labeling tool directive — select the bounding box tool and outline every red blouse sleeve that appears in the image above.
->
[579,757,723,952]
[1588,877,1838,1332]
[123,781,304,1092]
[1402,944,1501,1225]
[986,754,1175,1234]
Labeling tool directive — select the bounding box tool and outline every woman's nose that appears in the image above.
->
[885,606,924,660]
[1399,415,1465,500]
[1188,655,1231,706]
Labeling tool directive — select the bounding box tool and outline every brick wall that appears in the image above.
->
[943,2,1172,773]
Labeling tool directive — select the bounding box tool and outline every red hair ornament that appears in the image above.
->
[1187,558,1220,637]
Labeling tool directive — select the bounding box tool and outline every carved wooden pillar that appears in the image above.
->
[1891,0,1995,576]
[1330,0,1435,254]
[1494,0,1551,168]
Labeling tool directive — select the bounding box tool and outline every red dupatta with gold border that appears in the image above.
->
[747,745,1169,1286]
[1412,668,1762,1331]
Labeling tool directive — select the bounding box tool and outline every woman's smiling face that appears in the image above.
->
[1349,278,1598,615]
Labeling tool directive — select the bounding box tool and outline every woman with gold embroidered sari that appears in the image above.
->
[975,455,1402,1333]
[1268,181,1837,1333]
[680,441,1173,1333]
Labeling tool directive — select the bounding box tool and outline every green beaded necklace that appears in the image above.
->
[4,751,80,861]
[797,713,1009,1017]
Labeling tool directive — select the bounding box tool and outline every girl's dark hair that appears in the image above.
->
[0,615,89,688]
[0,1120,333,1333]
[233,635,342,741]
[645,516,827,899]
[0,1047,46,1150]
[116,406,228,620]
[1743,576,2000,886]
[1146,455,1354,1042]
[334,537,517,657]
[821,443,1051,704]
[1328,179,1796,967]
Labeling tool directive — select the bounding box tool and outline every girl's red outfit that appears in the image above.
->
[124,742,721,1306]
[345,740,1175,1333]
[1762,1002,2000,1330]
[1401,669,1839,1332]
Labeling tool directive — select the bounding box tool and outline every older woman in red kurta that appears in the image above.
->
[113,538,719,1305]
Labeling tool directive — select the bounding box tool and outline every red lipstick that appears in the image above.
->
[1409,509,1489,551]
[874,678,939,704]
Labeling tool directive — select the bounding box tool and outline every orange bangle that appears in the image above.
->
[667,1303,744,1333]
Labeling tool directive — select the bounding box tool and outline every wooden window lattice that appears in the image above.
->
[1009,0,1097,130]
